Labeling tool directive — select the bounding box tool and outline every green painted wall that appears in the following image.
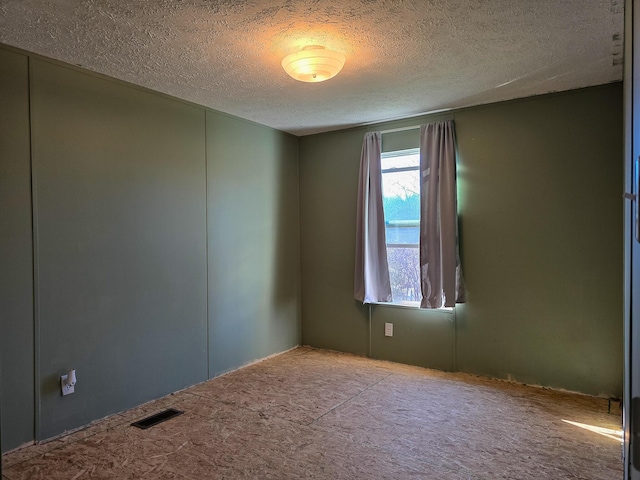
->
[299,84,623,397]
[370,306,454,371]
[299,127,372,355]
[0,45,301,449]
[30,58,209,440]
[206,111,301,377]
[0,48,35,451]
[454,85,623,397]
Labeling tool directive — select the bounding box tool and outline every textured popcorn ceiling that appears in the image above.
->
[0,0,624,135]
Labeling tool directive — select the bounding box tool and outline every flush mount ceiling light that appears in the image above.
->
[281,45,346,83]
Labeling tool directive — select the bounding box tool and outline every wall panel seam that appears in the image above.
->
[204,110,210,380]
[27,55,41,443]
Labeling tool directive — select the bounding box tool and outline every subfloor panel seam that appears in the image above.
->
[310,372,395,425]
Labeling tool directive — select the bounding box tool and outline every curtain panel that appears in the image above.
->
[419,121,466,308]
[354,132,392,304]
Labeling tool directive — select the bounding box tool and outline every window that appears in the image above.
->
[355,123,463,309]
[381,148,421,304]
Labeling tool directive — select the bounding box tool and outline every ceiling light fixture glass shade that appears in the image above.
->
[282,45,346,83]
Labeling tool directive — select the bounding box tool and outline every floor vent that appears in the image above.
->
[131,408,184,429]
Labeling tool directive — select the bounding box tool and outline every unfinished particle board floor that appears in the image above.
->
[2,347,623,479]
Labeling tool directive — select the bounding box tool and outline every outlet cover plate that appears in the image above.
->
[61,374,75,396]
[384,323,393,337]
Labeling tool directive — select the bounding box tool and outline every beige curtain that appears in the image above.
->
[420,121,466,308]
[354,132,392,303]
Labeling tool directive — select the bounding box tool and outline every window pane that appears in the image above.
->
[387,246,421,302]
[381,170,420,206]
[385,222,419,245]
[382,169,420,245]
[381,149,422,304]
[381,151,420,170]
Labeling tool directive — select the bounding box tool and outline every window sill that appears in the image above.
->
[367,301,454,313]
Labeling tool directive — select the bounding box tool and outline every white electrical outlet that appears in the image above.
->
[384,323,393,337]
[60,369,77,396]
